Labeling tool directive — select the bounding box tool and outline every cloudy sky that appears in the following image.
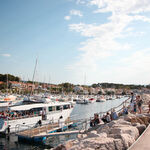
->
[0,0,150,85]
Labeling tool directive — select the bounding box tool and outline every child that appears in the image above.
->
[133,102,137,114]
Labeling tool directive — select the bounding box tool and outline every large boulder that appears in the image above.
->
[70,137,116,150]
[119,134,135,149]
[110,125,139,139]
[115,119,132,126]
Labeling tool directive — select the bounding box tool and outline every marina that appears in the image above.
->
[0,95,128,149]
[0,0,150,149]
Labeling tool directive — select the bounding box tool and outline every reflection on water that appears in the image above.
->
[0,97,127,149]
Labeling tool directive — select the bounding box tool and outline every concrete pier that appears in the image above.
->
[129,124,150,150]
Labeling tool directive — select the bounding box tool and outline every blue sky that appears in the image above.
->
[0,0,150,85]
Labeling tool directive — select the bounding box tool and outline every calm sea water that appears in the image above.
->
[0,97,127,150]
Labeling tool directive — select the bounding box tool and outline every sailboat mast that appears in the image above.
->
[31,58,38,94]
[6,74,8,94]
[84,73,86,86]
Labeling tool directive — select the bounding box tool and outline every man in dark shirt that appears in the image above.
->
[90,113,100,127]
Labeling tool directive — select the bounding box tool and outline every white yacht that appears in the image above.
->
[0,100,74,134]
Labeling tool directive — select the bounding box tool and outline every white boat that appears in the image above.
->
[96,96,106,102]
[76,98,88,104]
[0,94,21,111]
[0,100,74,134]
[88,98,96,103]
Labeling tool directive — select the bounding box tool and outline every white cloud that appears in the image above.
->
[64,9,83,21]
[90,0,150,14]
[1,53,11,57]
[64,16,71,20]
[76,0,86,4]
[70,9,83,17]
[67,0,150,84]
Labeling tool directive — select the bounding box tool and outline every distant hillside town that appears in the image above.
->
[0,74,150,95]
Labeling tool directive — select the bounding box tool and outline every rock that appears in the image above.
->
[138,116,150,126]
[86,130,100,138]
[131,117,144,124]
[97,124,110,134]
[120,134,135,149]
[81,137,116,150]
[136,124,146,135]
[115,119,132,126]
[53,144,66,150]
[124,114,136,122]
[114,139,124,150]
[98,132,107,138]
[65,140,74,149]
[107,120,117,128]
[110,125,139,139]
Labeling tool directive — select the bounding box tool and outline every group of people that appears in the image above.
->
[90,110,119,127]
[90,92,146,128]
[0,109,46,120]
[130,93,143,114]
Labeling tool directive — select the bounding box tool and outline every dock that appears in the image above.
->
[16,121,78,144]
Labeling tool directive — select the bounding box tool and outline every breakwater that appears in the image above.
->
[54,114,150,150]
[53,94,150,150]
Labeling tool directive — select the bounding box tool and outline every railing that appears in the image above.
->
[15,124,33,133]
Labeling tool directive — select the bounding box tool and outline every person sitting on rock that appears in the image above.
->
[90,113,100,127]
[111,109,118,120]
[101,114,107,123]
[105,112,111,123]
[122,106,128,115]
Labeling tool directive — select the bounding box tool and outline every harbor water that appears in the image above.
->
[0,97,127,150]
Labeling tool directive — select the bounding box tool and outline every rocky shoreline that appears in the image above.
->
[53,95,150,150]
